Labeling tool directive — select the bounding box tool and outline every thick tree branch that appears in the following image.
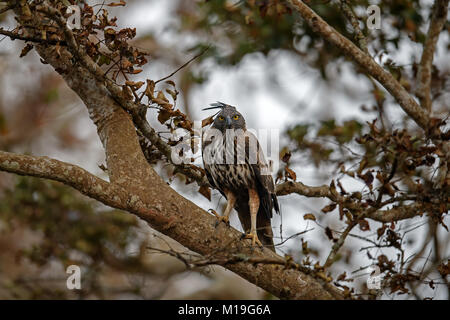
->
[287,0,431,131]
[416,0,449,112]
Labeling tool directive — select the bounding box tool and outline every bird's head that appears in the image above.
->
[203,102,246,132]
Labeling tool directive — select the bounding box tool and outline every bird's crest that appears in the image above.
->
[202,101,236,111]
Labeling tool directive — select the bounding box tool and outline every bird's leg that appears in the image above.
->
[244,188,262,248]
[213,190,235,225]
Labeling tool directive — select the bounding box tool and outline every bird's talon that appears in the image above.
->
[216,215,230,227]
[243,232,263,248]
[208,209,220,218]
[219,216,230,225]
[209,209,229,226]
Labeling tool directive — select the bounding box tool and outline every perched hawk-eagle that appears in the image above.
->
[202,102,279,251]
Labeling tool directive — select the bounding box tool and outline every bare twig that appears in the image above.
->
[274,228,314,246]
[431,220,450,296]
[147,245,323,282]
[154,45,210,84]
[323,221,357,268]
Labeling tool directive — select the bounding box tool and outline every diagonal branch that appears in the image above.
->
[287,0,431,132]
[154,45,210,85]
[415,0,449,112]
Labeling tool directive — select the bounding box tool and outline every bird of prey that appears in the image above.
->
[202,102,280,251]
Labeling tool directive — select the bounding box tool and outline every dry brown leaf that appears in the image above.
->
[285,167,296,181]
[107,1,126,7]
[198,185,211,201]
[303,213,316,221]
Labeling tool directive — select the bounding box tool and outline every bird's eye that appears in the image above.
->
[218,116,224,121]
[233,115,239,120]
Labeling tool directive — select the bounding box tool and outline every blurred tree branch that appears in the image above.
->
[338,0,368,53]
[415,0,449,112]
[0,3,14,15]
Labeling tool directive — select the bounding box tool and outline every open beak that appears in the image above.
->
[225,116,232,128]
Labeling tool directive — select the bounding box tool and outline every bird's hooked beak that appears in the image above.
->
[225,116,232,128]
